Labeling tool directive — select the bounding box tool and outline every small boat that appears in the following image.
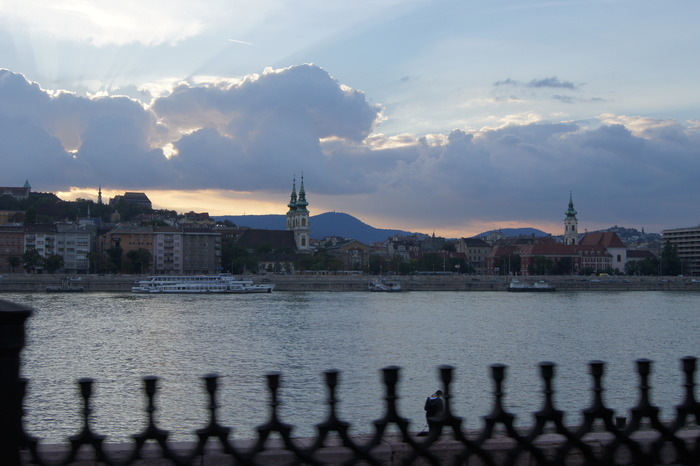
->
[368,280,402,292]
[507,280,555,292]
[46,277,85,292]
[132,274,275,294]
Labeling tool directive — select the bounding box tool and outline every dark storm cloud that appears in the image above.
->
[0,69,166,189]
[152,64,382,190]
[1,66,699,230]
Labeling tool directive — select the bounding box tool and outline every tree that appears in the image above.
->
[126,248,152,274]
[417,253,445,272]
[626,257,659,276]
[494,254,520,276]
[23,248,44,273]
[45,254,64,273]
[368,255,388,274]
[553,257,574,275]
[529,256,554,275]
[661,241,682,276]
[7,255,21,273]
[88,251,111,274]
[107,246,123,272]
[24,206,37,224]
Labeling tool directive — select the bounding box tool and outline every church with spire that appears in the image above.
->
[564,191,578,245]
[286,175,311,251]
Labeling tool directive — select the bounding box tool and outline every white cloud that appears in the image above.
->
[0,0,211,46]
[1,65,700,236]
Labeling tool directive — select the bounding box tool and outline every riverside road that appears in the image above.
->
[0,273,697,292]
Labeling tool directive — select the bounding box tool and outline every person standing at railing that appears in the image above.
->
[423,390,443,435]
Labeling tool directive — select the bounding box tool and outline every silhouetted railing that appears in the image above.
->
[1,299,698,465]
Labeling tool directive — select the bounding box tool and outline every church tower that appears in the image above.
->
[97,186,103,205]
[286,175,311,251]
[564,191,578,245]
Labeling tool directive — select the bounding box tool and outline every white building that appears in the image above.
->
[286,176,311,252]
[662,226,700,276]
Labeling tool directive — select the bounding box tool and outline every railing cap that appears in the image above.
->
[0,299,33,320]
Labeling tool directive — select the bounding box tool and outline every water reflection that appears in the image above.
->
[9,290,699,443]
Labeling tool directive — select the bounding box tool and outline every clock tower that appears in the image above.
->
[564,191,578,245]
[286,175,311,251]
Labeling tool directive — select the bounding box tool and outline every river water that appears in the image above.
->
[5,290,699,443]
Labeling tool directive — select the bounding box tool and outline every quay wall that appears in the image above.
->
[0,273,698,292]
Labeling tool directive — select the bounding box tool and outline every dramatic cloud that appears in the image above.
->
[1,65,699,235]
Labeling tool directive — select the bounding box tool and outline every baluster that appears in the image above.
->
[67,378,106,463]
[192,373,234,459]
[579,360,615,433]
[673,356,698,429]
[131,376,171,461]
[315,370,350,438]
[481,363,515,438]
[529,362,563,435]
[0,300,32,465]
[250,372,300,460]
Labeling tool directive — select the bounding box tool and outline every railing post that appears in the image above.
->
[0,299,33,465]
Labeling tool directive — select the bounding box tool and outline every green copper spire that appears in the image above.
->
[287,176,298,213]
[296,174,308,212]
[565,191,577,218]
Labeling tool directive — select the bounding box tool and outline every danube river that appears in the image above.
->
[5,290,699,444]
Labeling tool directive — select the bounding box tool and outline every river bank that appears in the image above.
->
[1,273,698,292]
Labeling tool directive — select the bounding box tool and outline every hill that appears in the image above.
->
[214,212,420,244]
[587,226,661,248]
[215,213,660,247]
[475,227,550,239]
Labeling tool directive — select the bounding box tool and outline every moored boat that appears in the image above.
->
[368,280,402,292]
[46,277,84,292]
[507,280,555,292]
[132,274,275,294]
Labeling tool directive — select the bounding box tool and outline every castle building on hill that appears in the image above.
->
[0,180,31,200]
[109,192,152,210]
[286,175,311,252]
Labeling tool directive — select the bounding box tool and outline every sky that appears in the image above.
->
[0,0,699,238]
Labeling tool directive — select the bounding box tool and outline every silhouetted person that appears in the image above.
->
[424,390,443,435]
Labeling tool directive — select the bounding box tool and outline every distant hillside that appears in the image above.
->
[214,213,659,247]
[474,227,550,239]
[214,212,419,244]
[587,226,661,247]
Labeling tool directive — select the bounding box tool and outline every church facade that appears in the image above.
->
[286,176,311,252]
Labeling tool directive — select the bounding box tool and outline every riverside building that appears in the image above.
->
[661,225,700,276]
[286,175,311,252]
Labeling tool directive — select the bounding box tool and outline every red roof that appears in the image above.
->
[579,232,626,248]
[518,243,609,257]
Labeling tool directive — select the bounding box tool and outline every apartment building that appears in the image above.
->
[0,225,24,273]
[153,227,184,274]
[55,224,91,273]
[181,228,221,274]
[0,224,93,273]
[102,226,221,274]
[661,226,700,276]
[455,237,492,274]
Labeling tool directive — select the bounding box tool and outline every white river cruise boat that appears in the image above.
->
[132,275,275,294]
[507,279,555,292]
